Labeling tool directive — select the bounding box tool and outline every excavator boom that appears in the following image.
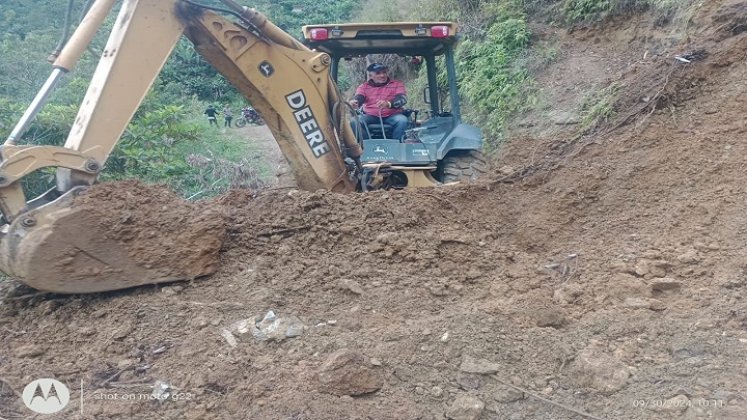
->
[0,0,361,293]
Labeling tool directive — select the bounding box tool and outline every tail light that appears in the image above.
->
[309,28,328,41]
[431,25,449,38]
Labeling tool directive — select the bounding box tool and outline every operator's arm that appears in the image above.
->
[391,81,407,108]
[350,84,366,108]
[351,93,365,107]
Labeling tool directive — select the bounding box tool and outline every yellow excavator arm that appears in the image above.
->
[0,0,362,293]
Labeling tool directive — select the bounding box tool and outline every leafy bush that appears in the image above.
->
[456,10,532,148]
[563,0,612,23]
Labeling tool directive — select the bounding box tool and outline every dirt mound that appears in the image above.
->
[2,2,747,419]
[72,181,226,281]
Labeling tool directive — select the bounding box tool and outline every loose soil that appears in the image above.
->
[2,2,747,419]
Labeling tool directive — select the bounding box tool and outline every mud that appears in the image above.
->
[2,1,747,419]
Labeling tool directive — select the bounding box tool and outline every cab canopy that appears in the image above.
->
[301,22,459,57]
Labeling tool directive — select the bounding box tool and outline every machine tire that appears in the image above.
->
[235,117,247,128]
[440,150,488,183]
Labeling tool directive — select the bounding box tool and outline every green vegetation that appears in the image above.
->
[455,4,532,148]
[579,83,621,134]
[561,0,699,24]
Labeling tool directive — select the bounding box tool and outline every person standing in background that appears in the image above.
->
[223,105,233,128]
[204,104,218,126]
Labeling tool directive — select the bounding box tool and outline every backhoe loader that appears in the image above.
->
[0,0,485,294]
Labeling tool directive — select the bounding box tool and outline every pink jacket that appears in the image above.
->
[355,79,407,118]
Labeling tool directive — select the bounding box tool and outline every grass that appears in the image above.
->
[579,82,621,133]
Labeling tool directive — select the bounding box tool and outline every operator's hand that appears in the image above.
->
[375,99,391,109]
[349,99,359,108]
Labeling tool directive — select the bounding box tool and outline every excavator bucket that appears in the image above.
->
[0,183,225,294]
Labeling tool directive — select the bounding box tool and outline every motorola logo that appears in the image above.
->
[22,378,70,414]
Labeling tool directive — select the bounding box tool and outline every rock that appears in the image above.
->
[623,297,667,311]
[338,279,364,295]
[650,279,682,295]
[220,329,238,347]
[370,358,382,367]
[497,165,515,175]
[535,309,567,328]
[16,344,45,358]
[446,395,485,420]
[252,311,305,341]
[457,374,483,390]
[161,286,179,296]
[79,326,96,336]
[553,282,583,304]
[569,341,630,394]
[634,260,650,276]
[651,395,690,413]
[493,387,524,403]
[460,355,501,375]
[606,273,650,301]
[191,317,209,329]
[317,349,383,396]
[431,386,444,398]
[112,322,135,340]
[676,249,700,264]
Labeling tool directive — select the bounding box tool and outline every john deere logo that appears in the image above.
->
[22,378,70,414]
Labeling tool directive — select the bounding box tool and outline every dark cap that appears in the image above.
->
[367,63,388,72]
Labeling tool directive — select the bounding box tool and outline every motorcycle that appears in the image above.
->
[235,107,264,127]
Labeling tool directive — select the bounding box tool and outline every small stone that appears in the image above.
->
[112,323,134,340]
[676,249,700,264]
[446,395,485,420]
[431,386,444,398]
[79,327,96,336]
[623,297,667,311]
[457,374,483,390]
[651,279,682,294]
[536,309,567,328]
[317,349,383,396]
[460,355,501,375]
[220,329,237,347]
[370,358,382,367]
[494,387,524,403]
[338,279,364,295]
[16,344,45,358]
[441,332,449,342]
[634,260,650,276]
[569,341,630,394]
[191,317,209,329]
[161,286,179,296]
